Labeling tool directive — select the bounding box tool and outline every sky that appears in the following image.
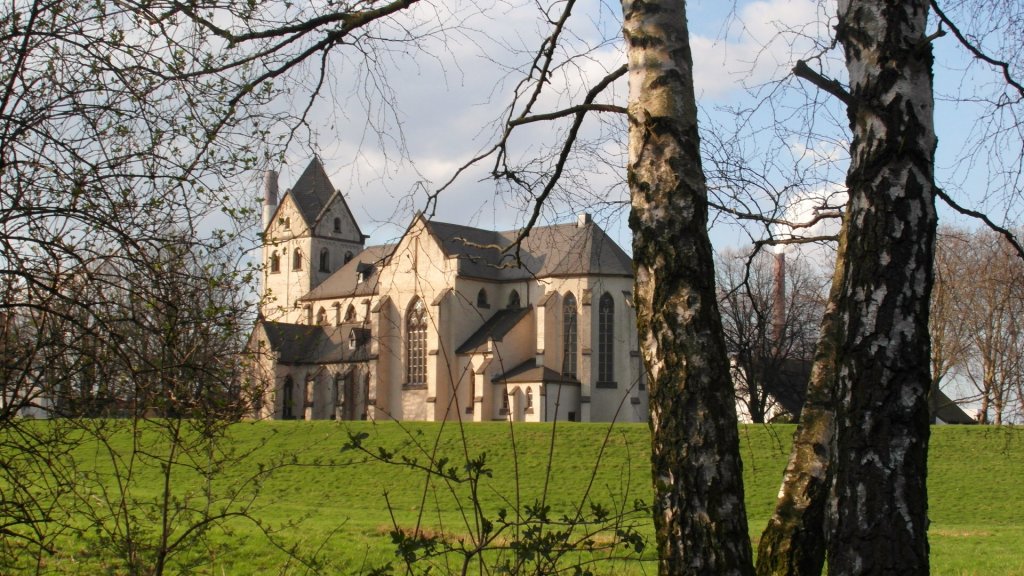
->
[256,0,1015,254]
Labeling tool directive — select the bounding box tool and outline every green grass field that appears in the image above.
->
[11,421,1024,574]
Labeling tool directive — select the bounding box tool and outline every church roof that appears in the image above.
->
[259,321,372,364]
[296,214,632,302]
[423,216,633,280]
[492,358,580,385]
[299,244,394,301]
[285,158,364,240]
[456,305,533,354]
[286,158,336,225]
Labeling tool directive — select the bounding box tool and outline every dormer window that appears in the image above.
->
[356,262,373,284]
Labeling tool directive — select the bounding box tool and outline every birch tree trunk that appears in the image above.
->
[828,0,937,573]
[622,1,754,573]
[755,218,848,576]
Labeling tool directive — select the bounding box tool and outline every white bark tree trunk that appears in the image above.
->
[829,0,937,573]
[622,0,754,573]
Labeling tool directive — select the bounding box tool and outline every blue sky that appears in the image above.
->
[261,0,1016,253]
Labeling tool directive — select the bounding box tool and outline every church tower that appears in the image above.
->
[260,158,366,322]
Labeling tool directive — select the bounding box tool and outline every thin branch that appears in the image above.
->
[929,0,1024,99]
[508,103,627,127]
[935,187,1024,261]
[792,60,852,106]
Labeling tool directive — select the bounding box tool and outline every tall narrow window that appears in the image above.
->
[345,304,357,322]
[316,307,327,325]
[319,248,330,272]
[292,249,303,271]
[282,376,294,419]
[526,387,534,410]
[598,292,614,383]
[270,251,280,273]
[333,217,342,233]
[406,298,428,387]
[477,288,489,308]
[332,374,342,420]
[507,290,521,309]
[562,293,578,379]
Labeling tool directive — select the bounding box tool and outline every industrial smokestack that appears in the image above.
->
[262,170,279,232]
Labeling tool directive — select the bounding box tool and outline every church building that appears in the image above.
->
[250,159,648,423]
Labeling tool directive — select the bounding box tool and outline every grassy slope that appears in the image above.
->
[36,422,1024,574]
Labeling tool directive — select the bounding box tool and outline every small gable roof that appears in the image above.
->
[492,358,580,385]
[300,244,394,301]
[258,321,372,364]
[456,306,532,354]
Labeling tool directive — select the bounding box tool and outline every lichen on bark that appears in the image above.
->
[623,0,754,574]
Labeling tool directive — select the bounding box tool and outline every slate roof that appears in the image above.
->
[286,158,337,226]
[763,358,812,419]
[423,217,633,281]
[259,321,373,364]
[760,360,976,424]
[299,244,394,301]
[933,390,976,424]
[456,305,533,354]
[297,215,631,302]
[492,358,580,385]
[285,158,364,240]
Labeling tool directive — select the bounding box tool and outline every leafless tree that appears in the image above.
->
[717,248,828,423]
[932,227,1024,425]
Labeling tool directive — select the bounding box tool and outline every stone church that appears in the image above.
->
[250,158,648,423]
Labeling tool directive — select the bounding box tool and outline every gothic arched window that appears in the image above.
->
[598,292,614,383]
[507,290,521,309]
[316,307,327,325]
[562,292,578,379]
[345,304,357,322]
[319,248,330,272]
[292,249,303,271]
[406,298,428,387]
[282,376,295,419]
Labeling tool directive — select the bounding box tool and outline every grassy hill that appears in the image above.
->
[15,421,1024,574]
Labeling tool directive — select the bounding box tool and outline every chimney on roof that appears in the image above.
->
[772,250,786,345]
[262,170,279,232]
[577,213,592,228]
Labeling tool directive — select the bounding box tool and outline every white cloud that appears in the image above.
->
[691,0,835,99]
